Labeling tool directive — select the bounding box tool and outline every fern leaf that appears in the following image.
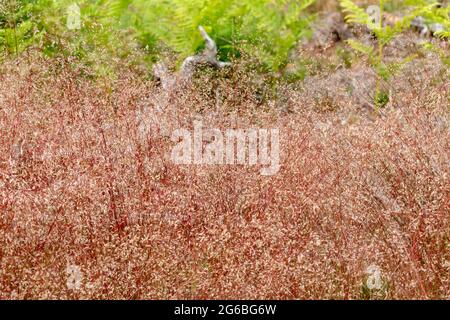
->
[346,39,374,59]
[339,0,370,25]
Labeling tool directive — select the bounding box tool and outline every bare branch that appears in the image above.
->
[153,25,232,87]
[180,26,232,79]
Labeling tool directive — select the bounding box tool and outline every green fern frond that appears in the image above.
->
[339,0,371,25]
[434,30,450,39]
[346,39,374,58]
[104,0,133,18]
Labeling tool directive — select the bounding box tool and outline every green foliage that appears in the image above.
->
[53,0,144,75]
[2,0,445,80]
[0,0,51,57]
[339,0,445,108]
[1,0,315,73]
[105,0,315,72]
[399,0,450,39]
[421,2,450,39]
[336,46,352,68]
[341,0,440,47]
[374,90,390,108]
[421,41,449,66]
[0,0,146,76]
[236,0,315,71]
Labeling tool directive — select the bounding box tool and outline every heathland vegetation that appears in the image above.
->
[0,0,448,299]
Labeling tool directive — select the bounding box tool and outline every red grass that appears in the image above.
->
[0,55,448,299]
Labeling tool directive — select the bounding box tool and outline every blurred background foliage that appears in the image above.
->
[0,0,448,77]
[0,0,315,74]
